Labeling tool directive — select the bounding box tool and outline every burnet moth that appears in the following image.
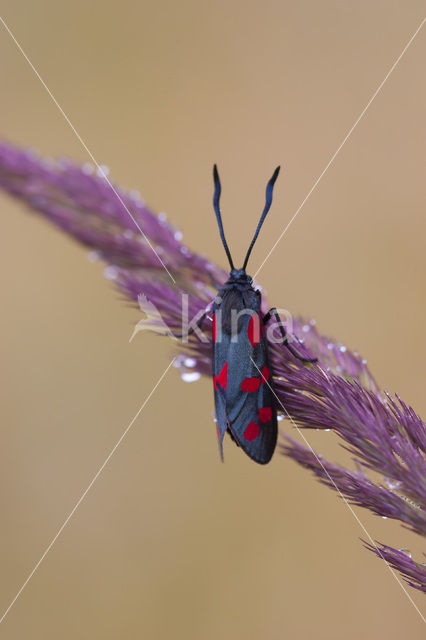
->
[192,166,317,464]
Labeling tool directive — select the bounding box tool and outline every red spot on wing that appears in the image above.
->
[261,366,270,383]
[212,313,216,342]
[259,406,273,423]
[214,361,228,390]
[241,376,261,392]
[241,365,271,392]
[244,421,260,441]
[248,313,262,346]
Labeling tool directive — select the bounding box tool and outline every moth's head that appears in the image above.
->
[228,268,252,285]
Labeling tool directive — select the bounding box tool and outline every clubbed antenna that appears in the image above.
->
[242,166,280,271]
[213,164,234,270]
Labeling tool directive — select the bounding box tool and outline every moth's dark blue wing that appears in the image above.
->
[212,310,277,464]
[213,374,227,461]
[212,313,230,459]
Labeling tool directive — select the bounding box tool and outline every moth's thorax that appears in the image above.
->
[223,268,253,290]
[214,279,261,335]
[216,269,259,308]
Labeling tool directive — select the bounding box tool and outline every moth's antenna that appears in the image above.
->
[242,166,280,271]
[213,164,235,270]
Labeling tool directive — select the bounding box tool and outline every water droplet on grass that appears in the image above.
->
[181,371,201,382]
[104,265,118,280]
[88,251,100,262]
[96,164,110,178]
[82,163,94,174]
[385,477,402,491]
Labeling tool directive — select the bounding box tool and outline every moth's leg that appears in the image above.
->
[172,311,207,338]
[263,308,317,363]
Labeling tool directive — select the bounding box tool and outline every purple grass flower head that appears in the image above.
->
[0,141,425,593]
[363,543,426,593]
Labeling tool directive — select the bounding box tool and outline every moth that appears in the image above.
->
[193,166,316,464]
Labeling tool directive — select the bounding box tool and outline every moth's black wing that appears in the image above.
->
[212,311,231,460]
[226,313,277,464]
[212,309,277,464]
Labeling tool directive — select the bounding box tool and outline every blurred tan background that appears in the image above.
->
[0,1,425,638]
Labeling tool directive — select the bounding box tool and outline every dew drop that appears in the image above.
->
[158,212,167,222]
[129,189,141,200]
[324,428,331,432]
[399,548,412,558]
[88,251,100,262]
[362,359,367,365]
[174,230,183,241]
[96,164,110,178]
[381,516,388,520]
[104,265,118,280]
[181,371,201,383]
[339,345,347,353]
[385,477,402,491]
[302,324,310,333]
[309,319,316,326]
[183,357,197,368]
[327,343,334,350]
[82,162,94,175]
[180,246,190,256]
[277,414,285,421]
